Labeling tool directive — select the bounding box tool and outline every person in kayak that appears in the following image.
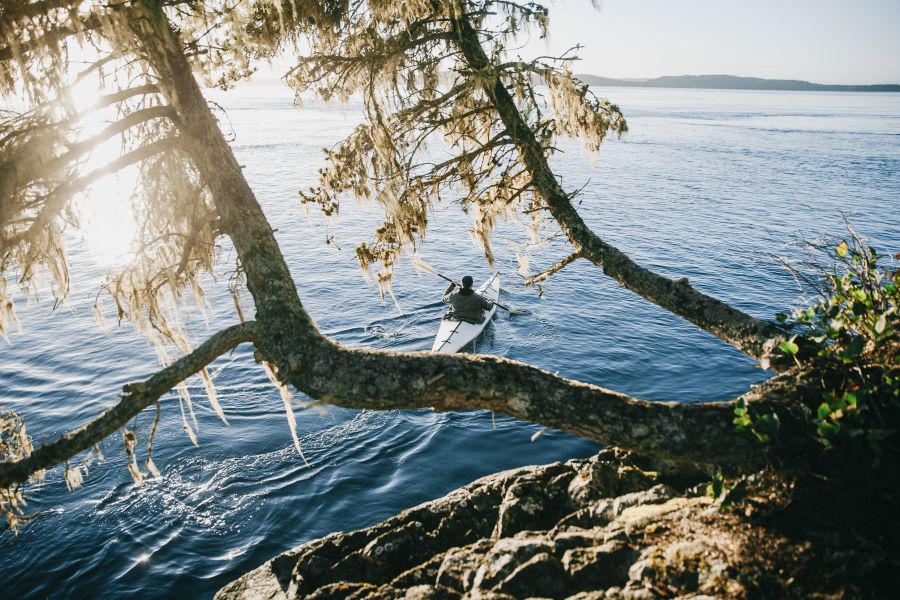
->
[442,275,494,324]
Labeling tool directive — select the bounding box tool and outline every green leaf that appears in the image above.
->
[875,313,887,334]
[778,340,799,355]
[817,402,831,420]
[707,476,724,499]
[733,415,751,428]
[836,241,849,257]
[819,421,840,437]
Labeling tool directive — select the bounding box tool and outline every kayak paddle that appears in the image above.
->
[412,257,528,315]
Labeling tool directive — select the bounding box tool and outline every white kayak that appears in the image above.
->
[431,274,501,353]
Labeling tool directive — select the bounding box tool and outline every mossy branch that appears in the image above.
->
[0,321,258,489]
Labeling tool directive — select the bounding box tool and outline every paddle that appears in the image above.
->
[412,257,528,316]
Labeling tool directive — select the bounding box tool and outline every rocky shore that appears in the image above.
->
[216,447,880,599]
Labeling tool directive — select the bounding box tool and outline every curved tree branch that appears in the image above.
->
[525,251,583,286]
[0,320,258,489]
[447,9,787,367]
[275,341,814,469]
[1,0,816,495]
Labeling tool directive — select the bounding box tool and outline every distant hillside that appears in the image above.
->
[575,74,900,92]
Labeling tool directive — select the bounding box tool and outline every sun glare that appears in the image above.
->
[65,59,141,271]
[75,167,139,270]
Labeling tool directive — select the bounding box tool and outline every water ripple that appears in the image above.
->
[2,86,899,599]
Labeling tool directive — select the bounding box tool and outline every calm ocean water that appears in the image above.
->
[1,86,898,598]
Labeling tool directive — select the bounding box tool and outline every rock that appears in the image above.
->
[555,484,678,533]
[562,541,637,590]
[434,540,492,592]
[305,582,378,599]
[565,592,606,600]
[398,585,459,600]
[389,554,444,589]
[215,560,289,600]
[567,451,659,508]
[360,520,426,577]
[494,552,568,598]
[493,464,574,538]
[551,529,605,553]
[471,537,555,590]
[219,450,846,599]
[614,496,710,535]
[626,554,657,584]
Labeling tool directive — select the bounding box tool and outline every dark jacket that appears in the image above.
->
[442,286,493,324]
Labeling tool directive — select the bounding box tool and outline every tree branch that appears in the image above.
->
[106,2,813,487]
[447,10,788,366]
[0,321,258,489]
[524,251,583,286]
[0,12,102,64]
[5,136,182,249]
[276,342,813,469]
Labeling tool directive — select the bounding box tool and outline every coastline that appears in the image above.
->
[217,449,882,599]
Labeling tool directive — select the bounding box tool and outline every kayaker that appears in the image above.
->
[442,275,494,324]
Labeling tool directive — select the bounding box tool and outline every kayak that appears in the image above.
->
[431,274,501,353]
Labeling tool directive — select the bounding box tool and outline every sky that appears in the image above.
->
[520,0,900,84]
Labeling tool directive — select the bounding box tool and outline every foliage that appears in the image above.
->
[267,0,627,297]
[0,1,307,511]
[791,240,898,448]
[733,398,780,444]
[0,408,39,532]
[738,235,899,451]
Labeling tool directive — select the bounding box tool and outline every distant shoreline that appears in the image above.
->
[575,74,900,92]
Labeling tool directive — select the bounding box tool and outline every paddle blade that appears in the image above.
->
[411,256,438,276]
[496,303,529,316]
[412,256,456,285]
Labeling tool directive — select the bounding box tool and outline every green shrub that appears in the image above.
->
[737,239,898,451]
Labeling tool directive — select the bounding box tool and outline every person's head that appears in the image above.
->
[461,275,474,289]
